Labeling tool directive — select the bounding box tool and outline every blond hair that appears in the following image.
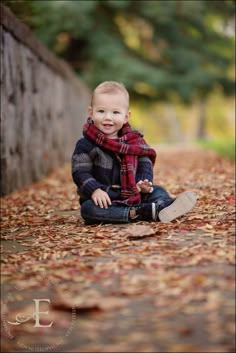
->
[91,81,129,107]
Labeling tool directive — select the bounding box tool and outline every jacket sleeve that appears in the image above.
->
[135,156,153,183]
[71,139,107,197]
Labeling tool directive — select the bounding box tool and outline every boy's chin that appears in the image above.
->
[103,132,119,139]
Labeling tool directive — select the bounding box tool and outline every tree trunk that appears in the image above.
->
[165,104,183,143]
[196,99,208,140]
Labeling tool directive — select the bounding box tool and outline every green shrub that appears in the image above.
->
[197,139,235,161]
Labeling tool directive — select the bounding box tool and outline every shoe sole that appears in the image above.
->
[158,191,197,223]
[151,203,159,221]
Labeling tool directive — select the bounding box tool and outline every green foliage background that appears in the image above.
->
[2,0,235,157]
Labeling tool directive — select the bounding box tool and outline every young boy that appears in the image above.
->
[72,81,197,224]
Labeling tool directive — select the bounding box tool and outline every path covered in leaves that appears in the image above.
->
[1,145,235,353]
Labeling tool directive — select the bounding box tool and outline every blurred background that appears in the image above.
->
[4,0,235,159]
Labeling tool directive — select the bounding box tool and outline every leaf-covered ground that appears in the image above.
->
[1,145,235,353]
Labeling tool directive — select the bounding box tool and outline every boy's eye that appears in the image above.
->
[98,110,104,113]
[113,111,120,114]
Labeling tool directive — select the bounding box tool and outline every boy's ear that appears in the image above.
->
[125,111,131,122]
[88,106,93,116]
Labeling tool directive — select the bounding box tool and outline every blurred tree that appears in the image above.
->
[3,0,235,139]
[1,0,39,28]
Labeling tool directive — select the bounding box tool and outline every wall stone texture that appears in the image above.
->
[0,5,90,196]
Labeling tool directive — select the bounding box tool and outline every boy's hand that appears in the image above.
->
[91,188,112,208]
[136,179,153,193]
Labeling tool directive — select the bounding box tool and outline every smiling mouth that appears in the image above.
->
[103,124,113,127]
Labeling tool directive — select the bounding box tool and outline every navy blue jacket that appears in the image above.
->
[71,136,153,204]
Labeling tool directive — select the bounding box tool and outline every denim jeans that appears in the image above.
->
[80,185,173,224]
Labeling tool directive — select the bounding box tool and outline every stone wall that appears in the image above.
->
[0,5,90,196]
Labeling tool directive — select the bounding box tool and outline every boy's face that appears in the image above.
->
[88,92,130,139]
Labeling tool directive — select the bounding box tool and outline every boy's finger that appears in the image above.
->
[106,197,112,206]
[103,197,110,208]
[104,198,109,208]
[93,197,98,206]
[98,199,104,208]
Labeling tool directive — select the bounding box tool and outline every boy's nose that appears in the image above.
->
[105,111,112,119]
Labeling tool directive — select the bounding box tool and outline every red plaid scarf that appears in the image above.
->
[83,118,156,205]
